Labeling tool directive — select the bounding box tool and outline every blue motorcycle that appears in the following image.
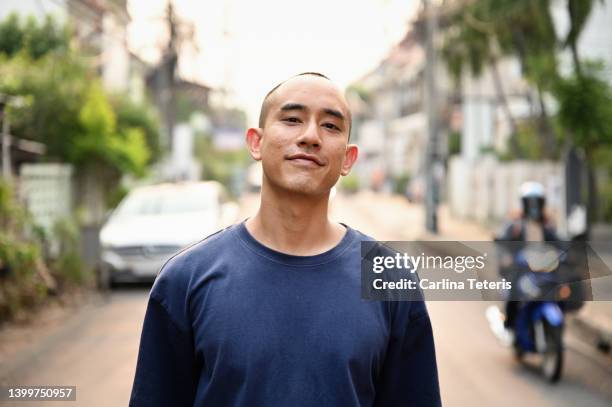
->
[487,243,570,383]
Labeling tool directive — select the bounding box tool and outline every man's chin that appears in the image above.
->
[276,180,331,197]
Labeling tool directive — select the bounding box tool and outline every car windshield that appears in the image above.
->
[113,187,217,218]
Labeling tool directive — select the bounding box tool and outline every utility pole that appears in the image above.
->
[423,0,440,234]
[151,0,197,153]
[1,100,11,182]
[162,0,179,151]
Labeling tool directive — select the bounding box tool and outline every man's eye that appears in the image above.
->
[323,123,340,131]
[283,117,301,123]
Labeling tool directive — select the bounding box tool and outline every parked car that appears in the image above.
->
[98,181,239,288]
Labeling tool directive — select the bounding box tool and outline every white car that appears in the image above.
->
[98,181,238,287]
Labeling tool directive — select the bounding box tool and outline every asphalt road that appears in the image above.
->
[0,193,610,406]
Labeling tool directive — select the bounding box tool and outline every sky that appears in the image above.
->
[127,0,419,125]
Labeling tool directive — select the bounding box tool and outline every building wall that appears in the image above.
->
[101,12,130,92]
[448,156,566,232]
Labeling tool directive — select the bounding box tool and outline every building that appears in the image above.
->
[0,0,142,100]
[348,5,455,196]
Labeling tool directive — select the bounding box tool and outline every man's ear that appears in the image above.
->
[246,127,263,161]
[340,144,358,176]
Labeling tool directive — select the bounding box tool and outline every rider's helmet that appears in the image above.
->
[520,181,546,222]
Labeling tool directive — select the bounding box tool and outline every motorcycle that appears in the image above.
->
[486,242,572,383]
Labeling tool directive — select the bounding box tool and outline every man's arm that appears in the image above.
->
[130,251,202,407]
[374,300,442,407]
[129,294,200,406]
[130,296,200,406]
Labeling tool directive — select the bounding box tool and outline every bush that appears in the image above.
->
[0,181,77,322]
[448,131,461,156]
[52,218,87,283]
[393,173,411,196]
[0,219,48,321]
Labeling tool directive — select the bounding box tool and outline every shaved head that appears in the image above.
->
[258,72,352,137]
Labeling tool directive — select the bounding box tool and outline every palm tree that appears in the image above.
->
[441,2,523,158]
[441,0,563,159]
[564,0,604,77]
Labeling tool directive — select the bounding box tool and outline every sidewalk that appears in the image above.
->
[347,190,612,354]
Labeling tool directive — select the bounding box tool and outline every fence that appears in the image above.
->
[19,163,73,234]
[447,156,566,233]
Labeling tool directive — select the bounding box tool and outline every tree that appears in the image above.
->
[112,96,162,163]
[0,13,160,223]
[74,83,150,177]
[564,0,603,77]
[441,3,523,158]
[441,0,612,227]
[558,0,610,226]
[555,62,612,224]
[441,0,563,159]
[0,52,88,160]
[71,83,151,223]
[0,13,69,59]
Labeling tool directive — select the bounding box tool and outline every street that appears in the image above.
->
[1,192,611,406]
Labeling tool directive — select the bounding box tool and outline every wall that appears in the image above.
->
[448,156,566,232]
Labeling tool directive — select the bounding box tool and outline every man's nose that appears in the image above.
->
[297,119,321,148]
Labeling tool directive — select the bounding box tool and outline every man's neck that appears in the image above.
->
[245,184,347,256]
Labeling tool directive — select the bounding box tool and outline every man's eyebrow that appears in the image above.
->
[280,103,306,113]
[322,108,345,122]
[279,103,346,123]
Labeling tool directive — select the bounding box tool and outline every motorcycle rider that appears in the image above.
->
[496,181,560,331]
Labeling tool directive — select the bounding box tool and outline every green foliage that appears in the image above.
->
[393,173,411,195]
[0,13,157,178]
[51,219,87,283]
[592,146,612,222]
[448,131,461,156]
[441,0,559,85]
[0,14,24,57]
[0,233,46,321]
[0,54,152,178]
[0,13,69,59]
[0,52,88,159]
[0,13,165,318]
[77,83,117,148]
[0,181,48,322]
[515,123,543,160]
[0,178,33,234]
[564,0,602,52]
[340,173,359,194]
[554,62,612,152]
[441,8,491,84]
[106,184,129,210]
[73,83,150,176]
[112,95,161,162]
[488,0,559,81]
[441,0,611,162]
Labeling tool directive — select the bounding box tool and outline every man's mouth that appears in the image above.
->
[286,153,324,166]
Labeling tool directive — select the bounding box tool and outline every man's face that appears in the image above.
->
[247,75,358,197]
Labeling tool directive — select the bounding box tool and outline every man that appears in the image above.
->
[496,181,560,332]
[130,73,441,406]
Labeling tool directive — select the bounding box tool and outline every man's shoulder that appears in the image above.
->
[347,226,376,243]
[151,223,239,296]
[167,223,237,265]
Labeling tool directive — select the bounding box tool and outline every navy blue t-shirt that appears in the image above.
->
[130,221,441,406]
